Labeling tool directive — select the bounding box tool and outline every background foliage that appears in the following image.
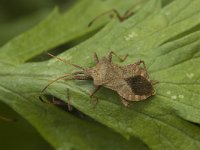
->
[0,0,200,150]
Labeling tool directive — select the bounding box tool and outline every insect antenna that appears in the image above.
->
[39,74,74,102]
[151,80,159,85]
[47,53,84,70]
[41,74,74,93]
[40,70,85,94]
[39,71,89,102]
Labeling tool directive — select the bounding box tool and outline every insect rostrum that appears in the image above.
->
[41,51,156,107]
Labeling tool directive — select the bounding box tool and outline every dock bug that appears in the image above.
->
[40,51,157,107]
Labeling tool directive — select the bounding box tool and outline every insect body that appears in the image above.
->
[41,52,156,107]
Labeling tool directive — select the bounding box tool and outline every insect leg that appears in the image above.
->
[72,75,91,80]
[0,115,17,122]
[120,97,130,107]
[134,60,149,78]
[66,88,73,111]
[108,51,128,62]
[51,89,73,111]
[39,88,73,111]
[93,52,99,63]
[40,96,66,105]
[39,74,91,108]
[90,85,101,98]
[151,80,159,85]
[39,72,91,102]
[88,9,120,27]
[150,80,159,95]
[88,4,135,27]
[134,60,147,70]
[122,5,135,20]
[40,96,73,111]
[41,71,86,93]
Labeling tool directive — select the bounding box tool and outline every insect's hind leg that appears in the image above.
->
[0,115,17,122]
[134,60,150,78]
[40,88,73,111]
[40,96,66,105]
[40,97,72,111]
[88,9,120,27]
[108,51,128,62]
[39,72,91,104]
[121,97,130,107]
[93,52,99,63]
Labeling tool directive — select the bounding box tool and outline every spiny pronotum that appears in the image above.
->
[40,51,157,107]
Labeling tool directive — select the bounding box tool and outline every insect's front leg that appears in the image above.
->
[108,51,128,62]
[90,85,101,98]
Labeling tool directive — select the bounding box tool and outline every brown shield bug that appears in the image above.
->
[40,51,157,107]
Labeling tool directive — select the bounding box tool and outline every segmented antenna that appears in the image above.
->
[41,74,73,93]
[47,53,84,70]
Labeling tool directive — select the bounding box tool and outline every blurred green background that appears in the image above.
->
[0,0,76,46]
[0,1,74,149]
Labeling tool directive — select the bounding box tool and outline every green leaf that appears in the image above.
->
[0,0,149,150]
[0,9,50,46]
[0,0,147,64]
[0,101,53,150]
[0,90,147,150]
[1,0,200,149]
